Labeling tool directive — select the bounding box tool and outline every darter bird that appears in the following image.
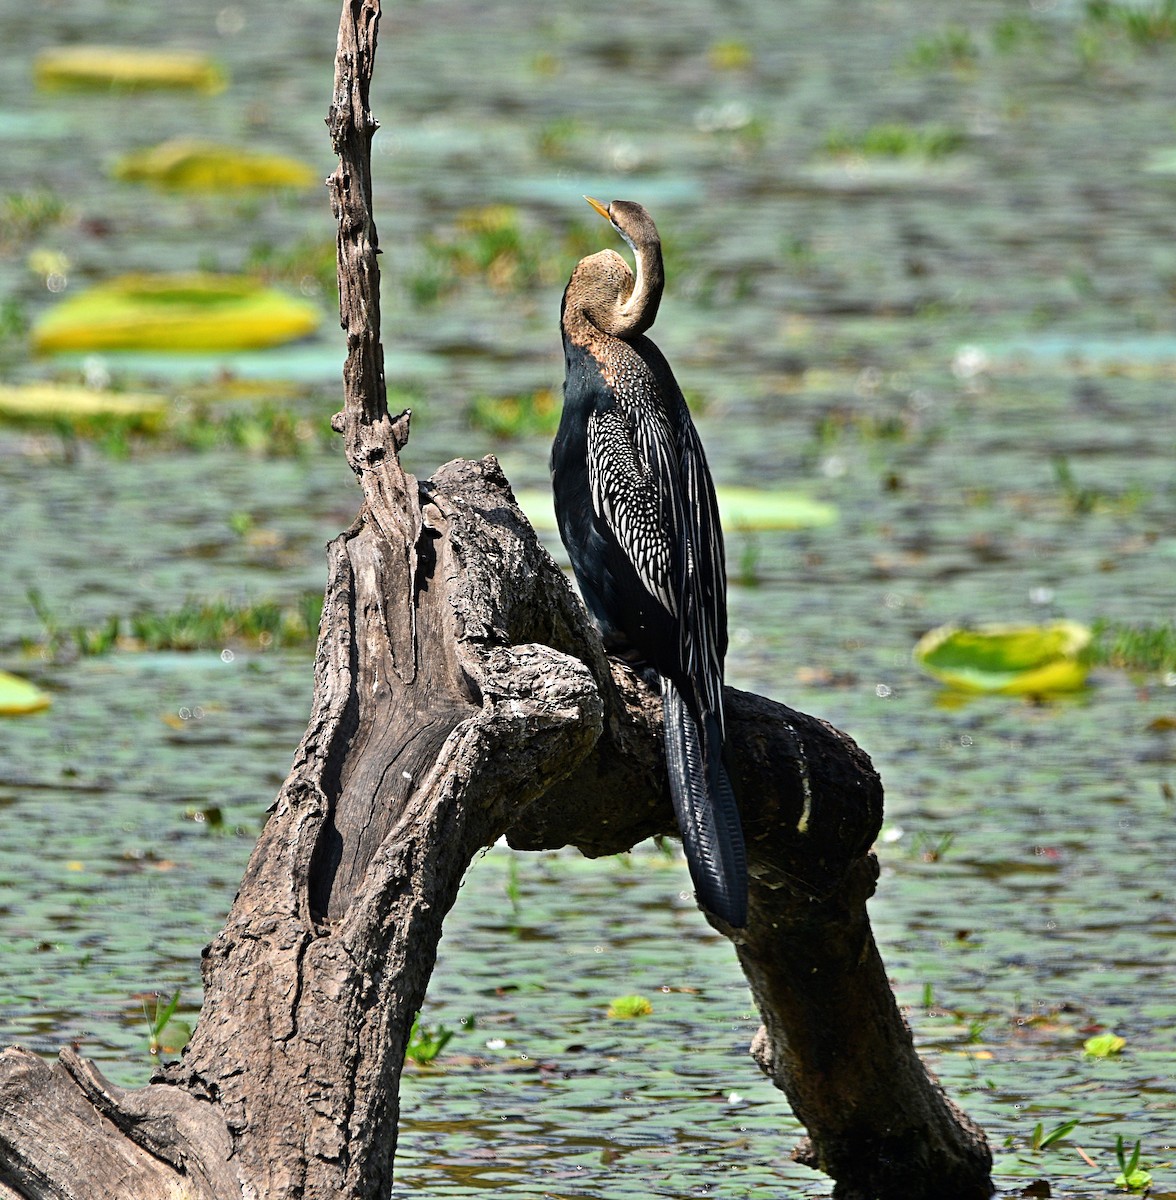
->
[551,197,747,928]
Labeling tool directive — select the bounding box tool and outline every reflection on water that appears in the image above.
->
[1,0,1174,1195]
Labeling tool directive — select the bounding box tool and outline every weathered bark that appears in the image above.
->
[0,2,993,1198]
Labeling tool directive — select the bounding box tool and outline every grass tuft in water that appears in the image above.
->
[909,832,955,862]
[1052,455,1146,516]
[0,188,67,249]
[469,388,559,439]
[144,988,189,1058]
[3,392,342,458]
[991,13,1050,54]
[25,589,323,658]
[128,596,322,651]
[734,530,762,588]
[905,26,979,71]
[1087,0,1176,45]
[1031,1117,1079,1151]
[812,402,916,449]
[245,235,339,299]
[504,855,522,924]
[408,206,618,302]
[406,1013,455,1066]
[415,205,543,297]
[1088,618,1176,675]
[1113,1134,1152,1192]
[170,399,337,457]
[534,116,582,161]
[824,123,965,160]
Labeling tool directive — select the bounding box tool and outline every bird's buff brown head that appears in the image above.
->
[566,197,665,338]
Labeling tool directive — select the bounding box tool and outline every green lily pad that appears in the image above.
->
[0,670,51,716]
[32,274,321,354]
[513,487,837,534]
[0,382,167,432]
[113,139,317,191]
[717,487,839,530]
[913,620,1092,695]
[34,46,227,94]
[1083,1032,1126,1057]
[1143,147,1176,174]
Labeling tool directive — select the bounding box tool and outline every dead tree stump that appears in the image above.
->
[0,3,992,1198]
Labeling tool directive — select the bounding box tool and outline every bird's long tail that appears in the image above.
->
[662,679,748,928]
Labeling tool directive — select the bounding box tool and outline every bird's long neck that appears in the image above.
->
[563,239,665,346]
[614,233,663,337]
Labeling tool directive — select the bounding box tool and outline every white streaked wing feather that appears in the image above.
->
[677,412,727,730]
[587,407,678,617]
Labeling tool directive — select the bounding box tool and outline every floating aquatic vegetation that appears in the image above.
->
[717,487,839,530]
[913,621,1092,695]
[25,590,323,658]
[607,995,653,1019]
[32,274,321,353]
[824,123,966,160]
[1084,1032,1126,1057]
[410,205,604,301]
[0,382,166,432]
[708,39,753,70]
[469,388,559,439]
[1086,0,1176,47]
[0,189,66,249]
[905,25,980,70]
[514,487,837,534]
[144,989,190,1058]
[1029,1118,1079,1152]
[405,1013,455,1066]
[113,139,317,191]
[0,670,51,715]
[34,46,227,93]
[1089,618,1176,675]
[245,236,339,296]
[1113,1135,1152,1192]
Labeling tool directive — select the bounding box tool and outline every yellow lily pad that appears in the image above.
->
[34,46,226,94]
[514,487,837,534]
[0,670,51,716]
[113,139,317,191]
[913,620,1092,695]
[32,274,321,353]
[0,382,167,432]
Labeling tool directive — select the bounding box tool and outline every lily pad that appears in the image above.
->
[0,382,167,432]
[1143,147,1176,175]
[913,620,1092,695]
[32,274,322,354]
[514,487,837,534]
[0,670,51,716]
[717,488,839,530]
[34,46,226,94]
[1083,1032,1126,1057]
[113,139,317,191]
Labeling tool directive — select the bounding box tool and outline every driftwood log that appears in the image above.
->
[0,3,993,1198]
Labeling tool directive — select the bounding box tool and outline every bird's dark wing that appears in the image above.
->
[675,411,728,736]
[586,404,680,621]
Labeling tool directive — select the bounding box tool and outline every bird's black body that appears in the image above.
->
[552,199,748,928]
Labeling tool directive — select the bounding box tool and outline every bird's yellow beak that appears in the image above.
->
[584,195,611,222]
